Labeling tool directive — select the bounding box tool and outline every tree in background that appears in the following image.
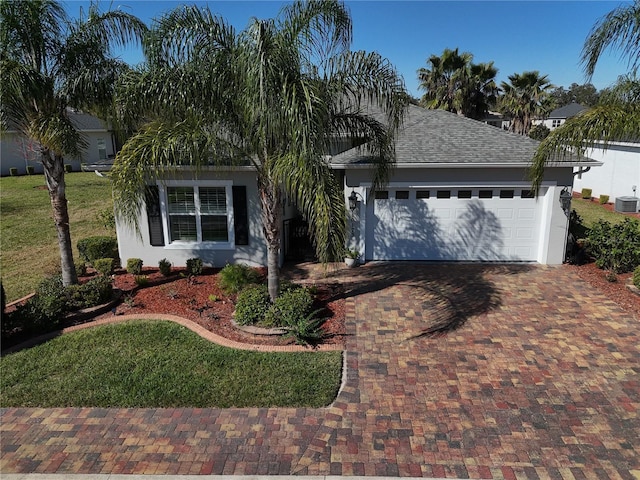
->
[498,71,553,135]
[528,124,550,141]
[111,0,408,301]
[548,83,600,109]
[0,0,146,286]
[530,0,640,192]
[417,47,498,119]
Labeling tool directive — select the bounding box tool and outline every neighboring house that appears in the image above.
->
[0,110,116,176]
[115,105,599,269]
[480,111,510,130]
[573,140,640,208]
[537,103,588,131]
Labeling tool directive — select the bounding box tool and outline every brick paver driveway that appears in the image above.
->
[2,263,639,479]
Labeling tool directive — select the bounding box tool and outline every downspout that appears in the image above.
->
[574,166,591,177]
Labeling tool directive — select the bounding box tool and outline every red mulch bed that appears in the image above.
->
[92,268,346,347]
[565,262,640,315]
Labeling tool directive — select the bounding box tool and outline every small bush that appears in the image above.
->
[76,262,87,277]
[9,167,18,176]
[77,236,118,265]
[65,276,113,310]
[158,258,172,276]
[284,312,326,346]
[264,287,314,328]
[126,258,143,275]
[587,218,640,273]
[94,258,116,276]
[218,264,261,294]
[134,275,149,286]
[528,124,551,141]
[634,266,640,289]
[234,284,271,326]
[64,164,72,173]
[599,194,610,205]
[97,208,115,230]
[581,188,592,200]
[186,257,203,276]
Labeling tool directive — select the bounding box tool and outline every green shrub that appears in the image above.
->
[634,266,640,289]
[64,164,72,173]
[126,258,143,275]
[94,258,116,276]
[186,257,203,276]
[568,209,588,239]
[234,284,271,326]
[158,258,172,276]
[77,236,118,265]
[264,287,314,328]
[134,275,149,286]
[587,218,640,273]
[581,188,592,200]
[65,276,113,310]
[76,262,87,278]
[283,311,326,346]
[218,264,261,294]
[599,194,610,205]
[528,124,550,141]
[9,167,17,176]
[97,208,115,230]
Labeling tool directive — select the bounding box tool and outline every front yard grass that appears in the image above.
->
[0,320,343,408]
[0,172,114,301]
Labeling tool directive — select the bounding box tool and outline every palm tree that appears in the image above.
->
[111,1,408,301]
[417,47,498,119]
[0,0,146,286]
[530,1,640,191]
[499,71,553,135]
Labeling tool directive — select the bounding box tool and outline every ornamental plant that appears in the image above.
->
[586,218,640,273]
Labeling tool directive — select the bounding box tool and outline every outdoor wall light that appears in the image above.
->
[348,189,363,211]
[559,187,572,216]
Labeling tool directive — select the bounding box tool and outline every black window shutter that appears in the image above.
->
[232,186,249,246]
[145,186,165,246]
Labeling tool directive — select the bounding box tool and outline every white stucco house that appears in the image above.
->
[0,110,116,176]
[572,141,640,209]
[115,105,599,268]
[536,103,588,131]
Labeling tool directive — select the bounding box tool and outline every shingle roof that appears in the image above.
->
[68,111,109,130]
[548,103,588,119]
[331,105,587,166]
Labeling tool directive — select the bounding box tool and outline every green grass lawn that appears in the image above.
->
[0,320,343,408]
[0,171,114,302]
[571,197,628,228]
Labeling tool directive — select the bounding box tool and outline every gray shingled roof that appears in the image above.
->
[331,105,590,167]
[548,103,588,119]
[69,111,108,130]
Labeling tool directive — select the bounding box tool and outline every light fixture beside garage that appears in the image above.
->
[559,187,572,216]
[348,189,363,211]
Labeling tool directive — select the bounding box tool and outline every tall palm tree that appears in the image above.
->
[0,0,146,286]
[417,47,498,119]
[530,1,640,191]
[111,1,408,301]
[499,71,553,135]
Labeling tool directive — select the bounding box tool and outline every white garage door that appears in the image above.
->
[368,187,544,262]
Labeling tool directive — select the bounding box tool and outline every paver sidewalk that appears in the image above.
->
[2,264,639,479]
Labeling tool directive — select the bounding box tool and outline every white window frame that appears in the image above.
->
[97,137,107,160]
[158,180,235,250]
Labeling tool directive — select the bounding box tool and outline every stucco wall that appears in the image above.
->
[115,170,268,269]
[573,143,640,204]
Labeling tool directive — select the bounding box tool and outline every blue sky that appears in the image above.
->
[65,1,631,97]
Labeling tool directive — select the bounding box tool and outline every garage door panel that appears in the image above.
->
[369,189,543,262]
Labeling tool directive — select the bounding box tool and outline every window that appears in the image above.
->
[436,190,451,199]
[552,119,562,129]
[375,190,389,199]
[499,190,515,198]
[97,138,107,160]
[479,190,493,199]
[166,185,230,243]
[457,190,472,199]
[395,190,409,200]
[416,190,430,199]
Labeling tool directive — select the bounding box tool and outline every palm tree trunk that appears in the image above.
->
[258,175,282,302]
[41,148,78,286]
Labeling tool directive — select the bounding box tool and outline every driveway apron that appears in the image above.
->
[1,264,639,479]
